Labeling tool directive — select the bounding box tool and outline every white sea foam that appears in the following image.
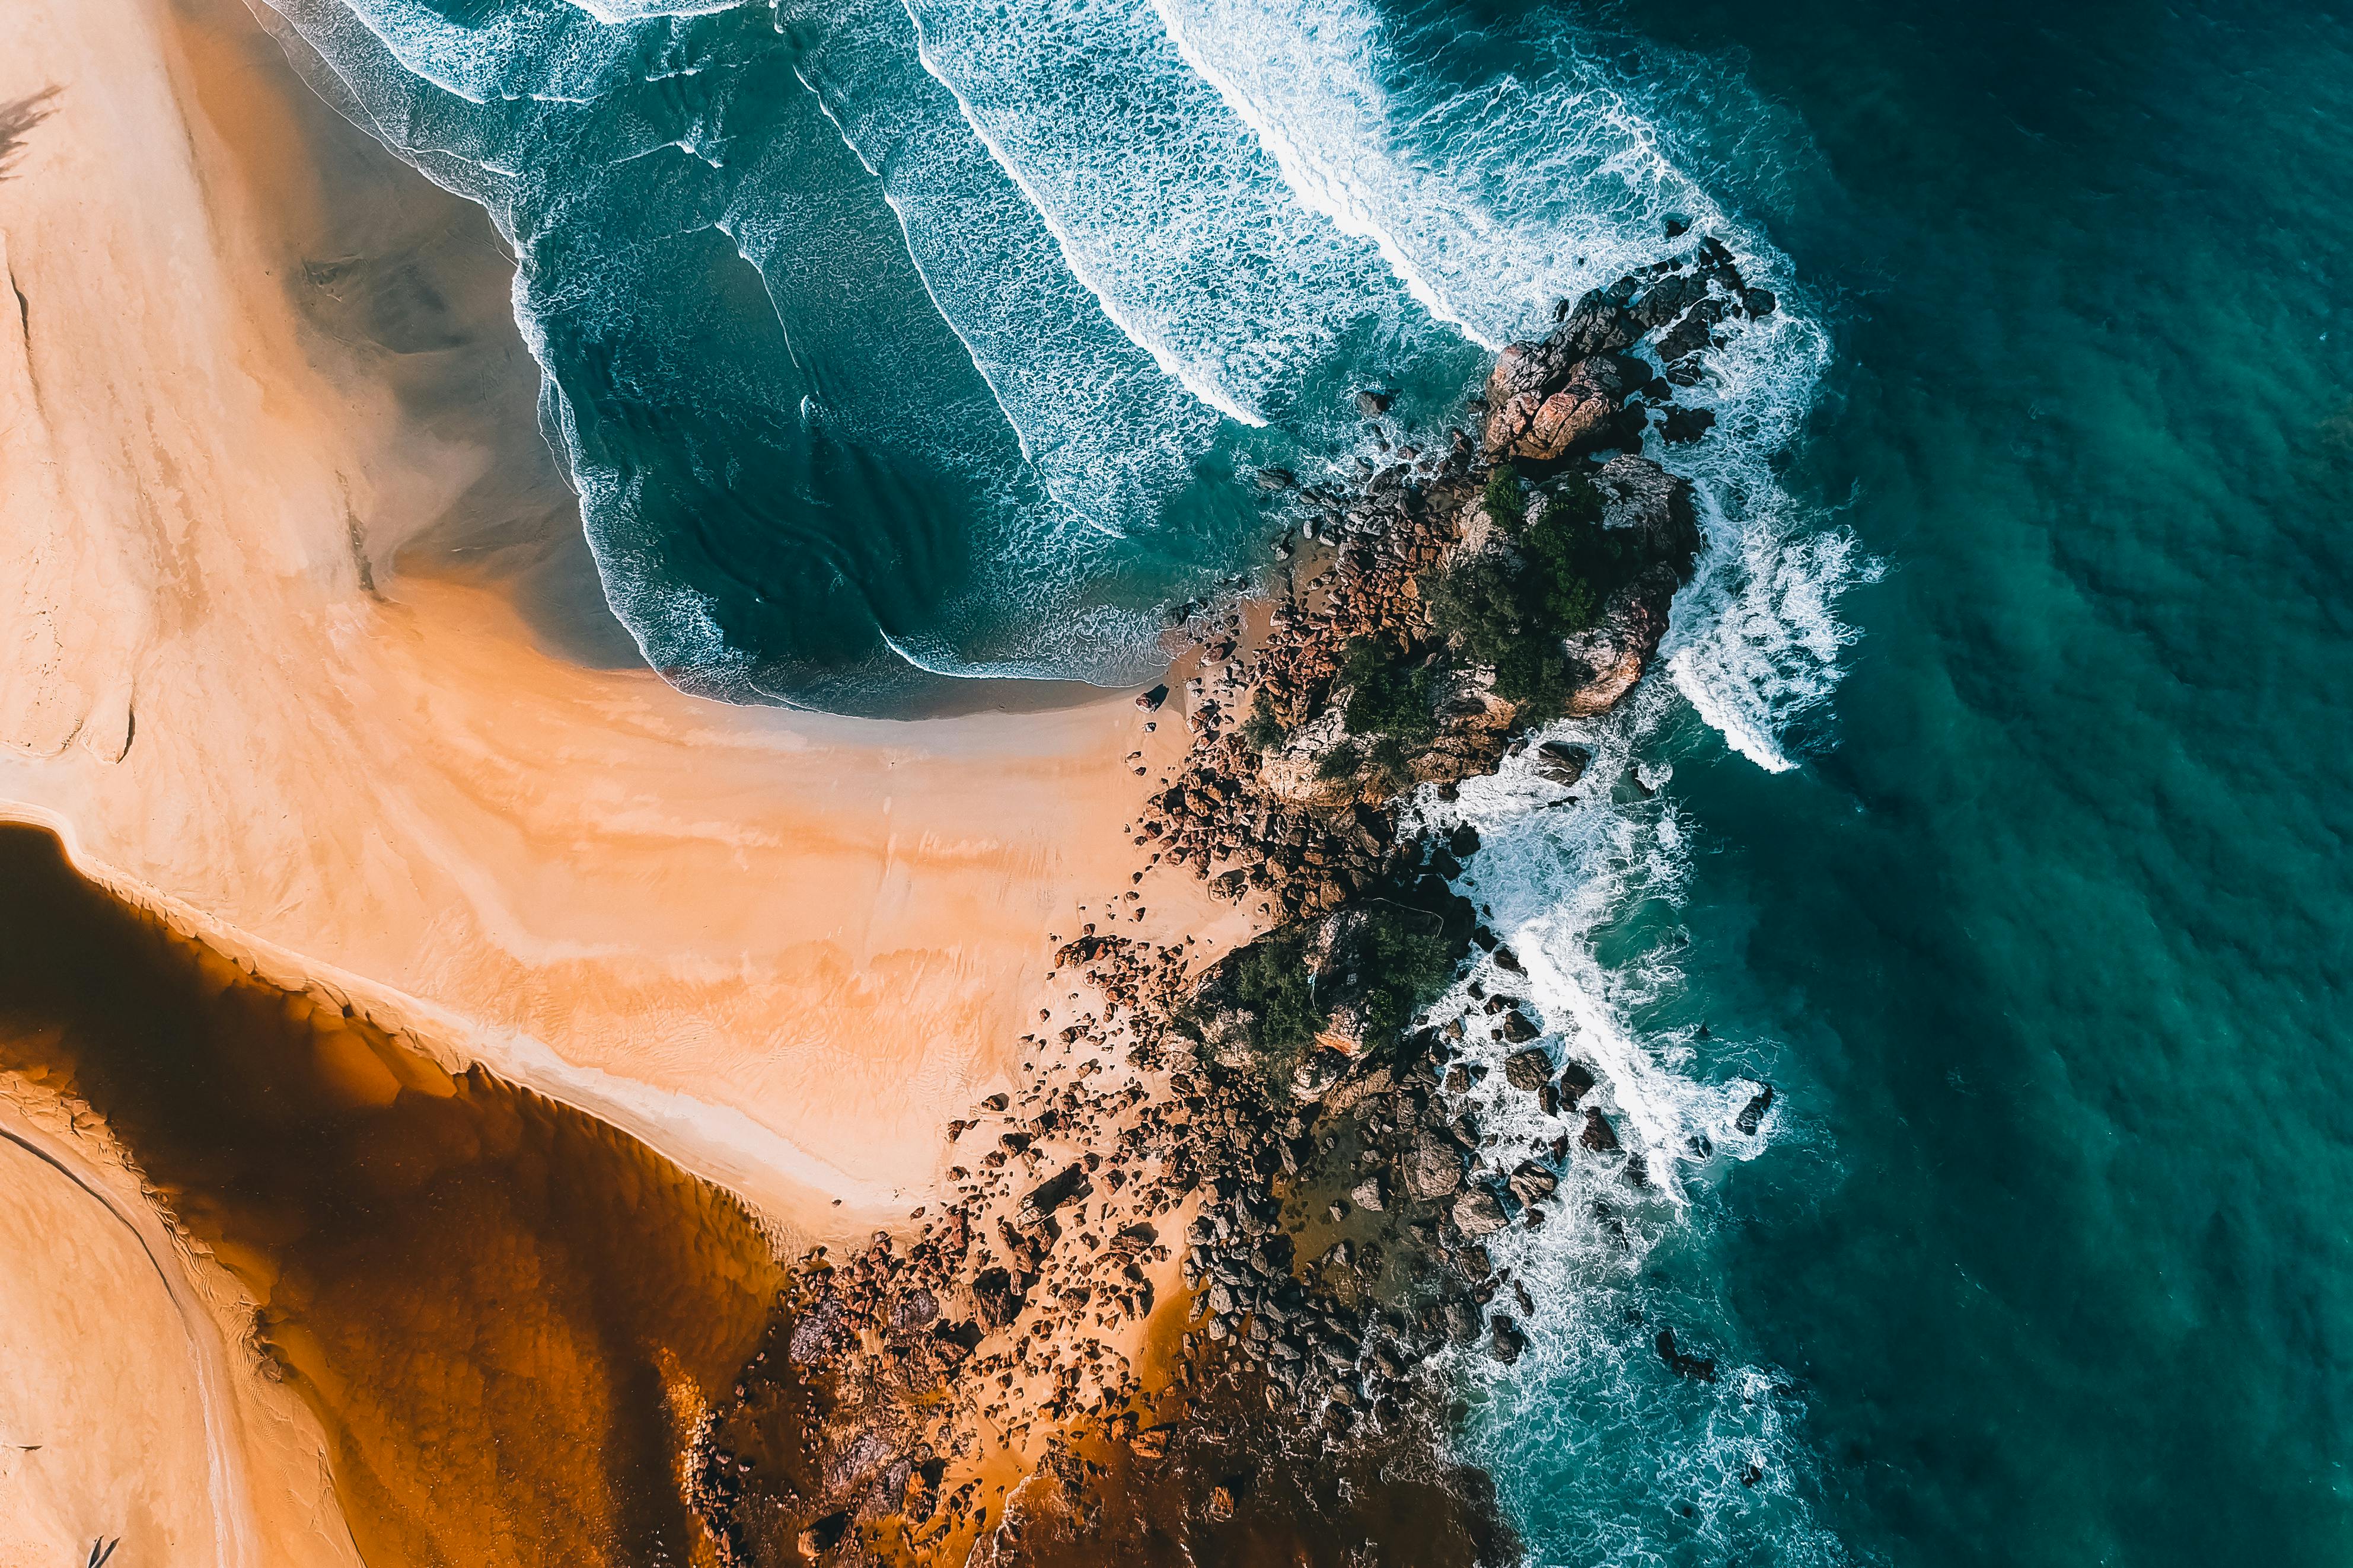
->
[1153,0,1753,347]
[1147,0,1874,774]
[1651,289,1878,775]
[898,0,1446,426]
[1401,672,1847,1563]
[321,0,672,106]
[792,0,1228,534]
[265,0,1882,1547]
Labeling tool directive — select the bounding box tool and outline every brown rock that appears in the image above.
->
[1452,1187,1509,1237]
[1503,1048,1553,1091]
[1405,1136,1465,1199]
[1556,294,1642,356]
[1557,1060,1598,1104]
[1482,353,1640,462]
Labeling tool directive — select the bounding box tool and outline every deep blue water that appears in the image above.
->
[256,0,2353,1561]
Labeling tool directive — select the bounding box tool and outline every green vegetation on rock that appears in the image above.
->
[1337,638,1437,745]
[1424,467,1638,724]
[1218,899,1464,1081]
[1239,689,1287,753]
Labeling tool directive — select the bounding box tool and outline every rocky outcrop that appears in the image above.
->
[1482,350,1645,462]
[1405,1135,1466,1199]
[690,232,1775,1566]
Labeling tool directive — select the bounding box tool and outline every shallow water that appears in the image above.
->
[253,0,1823,711]
[0,825,788,1567]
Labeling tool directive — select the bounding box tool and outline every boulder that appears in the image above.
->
[798,1511,850,1560]
[1349,1175,1388,1213]
[1257,704,1356,806]
[1488,1314,1529,1365]
[1534,741,1591,786]
[1290,1048,1347,1102]
[1660,405,1716,444]
[1657,298,1725,362]
[1558,606,1657,718]
[1452,1187,1509,1237]
[1016,1163,1092,1227]
[971,1268,1022,1330]
[1299,898,1462,1056]
[1405,1136,1466,1199]
[1736,1082,1776,1136]
[1579,1107,1620,1154]
[788,1294,849,1364]
[1593,453,1702,562]
[1483,353,1643,462]
[1507,1160,1558,1205]
[1503,1048,1553,1092]
[1630,272,1701,330]
[890,1288,939,1332]
[1557,1060,1598,1105]
[1555,293,1642,356]
[1355,388,1395,417]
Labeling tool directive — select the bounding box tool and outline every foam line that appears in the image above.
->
[898,6,1270,430]
[1149,0,1500,350]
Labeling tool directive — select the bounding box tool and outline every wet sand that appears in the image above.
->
[0,822,792,1567]
[0,1077,367,1568]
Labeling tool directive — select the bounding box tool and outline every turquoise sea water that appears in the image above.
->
[1438,2,2353,1564]
[254,0,2352,1560]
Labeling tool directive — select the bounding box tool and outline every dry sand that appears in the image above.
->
[0,0,1248,1251]
[0,1072,364,1568]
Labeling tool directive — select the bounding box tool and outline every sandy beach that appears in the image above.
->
[0,0,1242,1248]
[0,1072,364,1568]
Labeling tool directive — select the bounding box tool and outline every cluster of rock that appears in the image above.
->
[684,234,1776,1566]
[1483,238,1773,462]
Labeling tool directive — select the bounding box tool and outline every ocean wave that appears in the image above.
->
[259,0,1886,1547]
[899,0,1447,426]
[1403,670,1849,1565]
[790,0,1229,534]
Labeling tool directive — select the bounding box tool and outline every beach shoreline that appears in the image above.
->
[2,0,1243,1253]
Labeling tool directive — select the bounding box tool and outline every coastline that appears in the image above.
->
[2,0,1240,1249]
[4,0,1767,1559]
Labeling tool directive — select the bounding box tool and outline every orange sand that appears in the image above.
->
[0,1072,365,1568]
[0,0,1249,1253]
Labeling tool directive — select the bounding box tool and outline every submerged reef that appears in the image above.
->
[684,240,1761,1566]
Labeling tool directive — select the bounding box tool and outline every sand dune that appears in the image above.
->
[0,0,1235,1246]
